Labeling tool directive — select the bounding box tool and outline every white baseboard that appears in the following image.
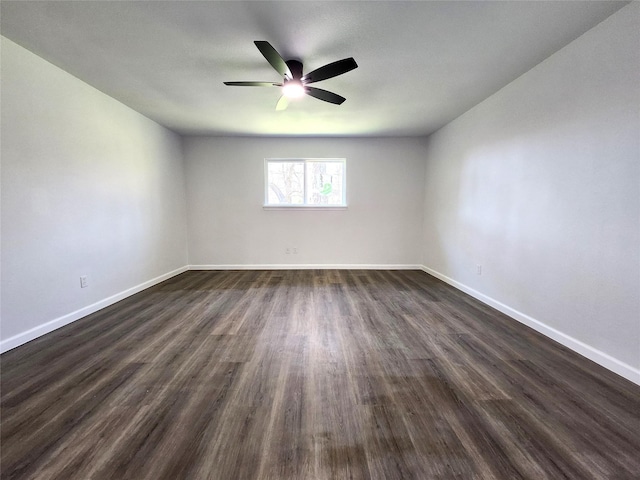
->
[0,266,189,354]
[420,265,640,385]
[190,264,422,270]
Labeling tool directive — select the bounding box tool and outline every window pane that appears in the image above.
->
[267,162,304,204]
[306,161,344,205]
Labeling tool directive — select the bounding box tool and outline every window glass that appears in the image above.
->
[306,161,345,206]
[265,159,346,207]
[266,161,304,205]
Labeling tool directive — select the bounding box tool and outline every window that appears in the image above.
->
[265,158,346,207]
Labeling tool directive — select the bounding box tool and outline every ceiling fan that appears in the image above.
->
[224,41,358,111]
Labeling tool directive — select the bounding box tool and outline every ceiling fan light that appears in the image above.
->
[282,81,305,99]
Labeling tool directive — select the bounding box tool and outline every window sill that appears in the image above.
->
[263,205,348,211]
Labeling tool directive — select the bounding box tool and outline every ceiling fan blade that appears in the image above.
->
[254,41,292,79]
[303,58,358,84]
[305,87,346,105]
[275,95,290,111]
[223,81,280,86]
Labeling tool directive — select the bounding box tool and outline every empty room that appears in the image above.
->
[1,1,639,479]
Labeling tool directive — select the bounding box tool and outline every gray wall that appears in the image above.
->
[184,136,425,267]
[421,4,639,381]
[1,37,189,350]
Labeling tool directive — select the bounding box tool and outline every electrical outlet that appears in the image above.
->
[80,275,88,288]
[293,247,298,254]
[476,265,482,275]
[285,248,291,254]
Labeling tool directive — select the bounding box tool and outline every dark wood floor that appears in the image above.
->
[1,270,639,479]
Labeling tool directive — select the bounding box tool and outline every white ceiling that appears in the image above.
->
[1,1,628,137]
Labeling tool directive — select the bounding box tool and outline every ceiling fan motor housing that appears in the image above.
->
[286,60,304,81]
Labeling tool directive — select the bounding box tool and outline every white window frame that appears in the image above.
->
[263,158,347,209]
